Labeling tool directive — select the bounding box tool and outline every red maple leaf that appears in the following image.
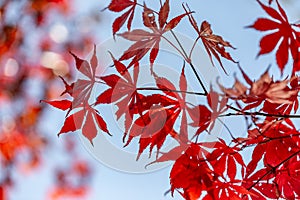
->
[243,167,277,200]
[169,142,251,200]
[188,89,227,136]
[183,5,236,74]
[209,139,245,181]
[122,65,191,159]
[275,157,300,199]
[170,143,213,200]
[43,45,110,144]
[124,95,181,160]
[118,0,190,68]
[249,0,300,73]
[240,120,300,199]
[58,106,110,145]
[106,0,137,35]
[56,45,99,109]
[245,122,299,170]
[95,55,142,126]
[122,94,179,160]
[69,45,97,80]
[219,66,298,112]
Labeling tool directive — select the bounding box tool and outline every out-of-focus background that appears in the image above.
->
[0,0,299,200]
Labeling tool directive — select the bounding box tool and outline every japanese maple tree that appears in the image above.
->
[42,0,300,199]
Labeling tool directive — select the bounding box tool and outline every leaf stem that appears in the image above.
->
[169,30,190,60]
[161,35,189,61]
[189,36,200,59]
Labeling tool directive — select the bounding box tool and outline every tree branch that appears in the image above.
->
[137,87,206,96]
[223,105,300,119]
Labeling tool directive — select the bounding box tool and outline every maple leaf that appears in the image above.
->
[122,72,183,157]
[96,56,139,118]
[183,5,236,74]
[170,143,213,200]
[106,0,137,35]
[63,45,99,108]
[209,139,245,181]
[69,44,97,80]
[249,0,300,73]
[275,157,300,199]
[170,142,250,200]
[58,106,110,145]
[243,167,278,199]
[82,107,111,145]
[188,89,227,136]
[118,0,190,68]
[246,122,299,169]
[58,109,85,136]
[241,121,300,199]
[96,56,150,142]
[199,21,236,74]
[219,66,298,112]
[53,46,112,144]
[125,97,180,160]
[122,65,191,159]
[53,46,100,110]
[205,181,253,200]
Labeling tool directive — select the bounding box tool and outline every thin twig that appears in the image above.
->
[135,2,208,95]
[225,105,300,119]
[137,87,206,96]
[189,62,208,95]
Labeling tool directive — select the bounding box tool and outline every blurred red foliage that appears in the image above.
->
[0,0,100,199]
